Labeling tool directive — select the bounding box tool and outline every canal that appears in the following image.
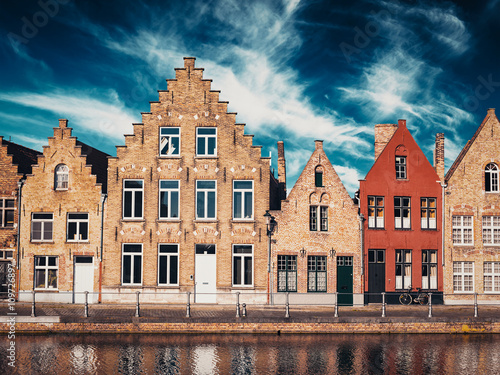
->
[1,333,500,374]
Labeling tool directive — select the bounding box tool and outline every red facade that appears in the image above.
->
[360,120,443,303]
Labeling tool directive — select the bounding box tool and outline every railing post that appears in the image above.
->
[236,292,241,317]
[31,288,36,317]
[135,291,140,318]
[84,291,89,318]
[427,293,432,318]
[242,303,247,317]
[334,292,339,318]
[186,292,191,318]
[381,292,386,318]
[474,292,478,318]
[285,292,290,318]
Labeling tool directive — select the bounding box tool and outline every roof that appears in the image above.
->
[76,140,110,193]
[1,138,41,176]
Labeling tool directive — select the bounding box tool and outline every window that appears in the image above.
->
[55,164,69,190]
[233,245,253,287]
[0,198,15,227]
[395,156,406,179]
[422,250,437,290]
[122,244,142,285]
[123,180,143,219]
[310,206,328,231]
[34,256,58,289]
[158,244,179,286]
[452,216,473,245]
[159,127,180,156]
[159,180,180,219]
[395,249,411,289]
[0,250,14,260]
[453,261,474,292]
[484,262,500,292]
[368,249,385,263]
[277,255,297,292]
[196,180,216,219]
[310,206,317,231]
[31,213,53,242]
[67,213,89,242]
[308,256,327,292]
[482,216,500,245]
[233,181,253,220]
[394,197,411,229]
[196,128,217,156]
[485,163,499,192]
[420,198,437,229]
[315,166,323,187]
[368,196,384,229]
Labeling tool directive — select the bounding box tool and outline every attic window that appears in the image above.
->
[55,164,69,190]
[315,166,323,187]
[485,163,499,192]
[395,156,407,179]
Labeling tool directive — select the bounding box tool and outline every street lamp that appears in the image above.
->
[264,210,277,305]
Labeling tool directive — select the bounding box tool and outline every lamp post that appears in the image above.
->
[264,210,277,305]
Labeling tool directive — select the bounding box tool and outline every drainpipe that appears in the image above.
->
[440,182,447,291]
[359,213,365,293]
[16,179,25,300]
[98,193,107,303]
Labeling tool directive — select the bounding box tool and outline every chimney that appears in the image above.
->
[59,119,68,128]
[314,140,323,150]
[277,141,286,200]
[488,108,495,116]
[434,133,445,183]
[374,123,398,160]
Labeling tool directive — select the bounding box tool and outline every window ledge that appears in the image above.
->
[452,244,474,247]
[157,219,181,223]
[231,286,255,290]
[66,241,90,244]
[158,156,182,159]
[0,226,15,230]
[121,219,146,223]
[368,227,386,230]
[31,241,55,244]
[421,228,438,231]
[156,285,180,289]
[394,228,412,231]
[194,219,218,223]
[195,156,218,159]
[483,245,500,247]
[34,289,59,292]
[231,219,255,224]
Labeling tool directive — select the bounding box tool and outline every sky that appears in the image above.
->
[1,0,499,195]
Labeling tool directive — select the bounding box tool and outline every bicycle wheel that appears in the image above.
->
[418,294,428,305]
[399,293,412,305]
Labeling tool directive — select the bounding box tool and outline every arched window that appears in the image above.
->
[315,166,323,187]
[55,164,69,190]
[485,163,499,192]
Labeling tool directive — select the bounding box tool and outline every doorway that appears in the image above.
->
[195,244,216,303]
[337,256,353,306]
[74,256,94,303]
[367,249,385,303]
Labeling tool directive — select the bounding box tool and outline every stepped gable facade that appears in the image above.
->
[444,108,500,303]
[0,137,40,297]
[271,140,362,305]
[102,57,280,303]
[18,120,109,303]
[360,120,444,303]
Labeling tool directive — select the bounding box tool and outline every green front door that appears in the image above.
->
[337,256,353,306]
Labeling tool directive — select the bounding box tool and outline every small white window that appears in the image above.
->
[123,180,144,219]
[485,163,499,192]
[452,216,473,245]
[368,196,384,229]
[122,244,142,285]
[484,262,500,292]
[483,216,500,245]
[395,156,406,179]
[35,256,58,289]
[233,245,253,287]
[196,128,217,156]
[55,164,69,190]
[159,127,180,156]
[233,180,253,220]
[453,261,474,292]
[67,213,89,242]
[31,213,53,242]
[422,250,437,290]
[196,180,216,219]
[395,249,412,289]
[0,198,15,228]
[394,197,411,229]
[159,180,180,219]
[158,244,179,286]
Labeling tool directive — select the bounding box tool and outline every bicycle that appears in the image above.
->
[399,287,429,305]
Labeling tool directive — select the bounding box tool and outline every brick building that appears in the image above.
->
[18,120,109,303]
[102,57,280,303]
[271,140,362,305]
[444,108,500,303]
[0,138,40,298]
[360,120,444,303]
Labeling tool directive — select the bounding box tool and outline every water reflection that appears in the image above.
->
[1,334,500,374]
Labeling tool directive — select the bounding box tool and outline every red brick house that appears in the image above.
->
[359,120,444,303]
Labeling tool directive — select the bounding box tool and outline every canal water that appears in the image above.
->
[1,333,500,374]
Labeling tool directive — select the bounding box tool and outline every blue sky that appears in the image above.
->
[1,0,499,195]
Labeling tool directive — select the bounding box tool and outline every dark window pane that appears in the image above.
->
[44,222,53,240]
[48,257,57,266]
[48,270,57,288]
[207,137,216,155]
[5,210,14,226]
[315,172,323,187]
[35,269,46,288]
[169,256,178,284]
[133,255,142,284]
[134,191,143,217]
[80,222,88,240]
[160,191,169,218]
[32,221,42,240]
[233,257,241,285]
[68,222,77,240]
[234,191,242,218]
[244,257,252,285]
[124,191,132,217]
[159,256,167,284]
[377,250,384,263]
[197,137,205,155]
[123,244,142,253]
[198,128,216,135]
[197,192,205,217]
[207,192,216,218]
[160,180,179,189]
[197,181,215,189]
[123,255,131,284]
[5,200,15,208]
[171,191,179,218]
[244,192,252,218]
[234,181,252,189]
[124,180,143,189]
[159,244,178,253]
[368,250,375,263]
[68,213,88,220]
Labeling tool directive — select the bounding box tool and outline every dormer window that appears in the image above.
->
[55,164,69,190]
[315,166,323,187]
[395,156,406,179]
[485,163,499,192]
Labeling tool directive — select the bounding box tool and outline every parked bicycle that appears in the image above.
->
[399,287,429,305]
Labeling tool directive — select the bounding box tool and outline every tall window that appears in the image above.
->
[67,213,89,242]
[395,249,411,289]
[31,213,53,242]
[233,181,253,220]
[485,163,499,192]
[123,180,143,219]
[159,127,180,156]
[368,196,384,229]
[420,198,437,229]
[422,250,437,290]
[308,256,327,292]
[158,244,179,286]
[159,180,180,219]
[0,198,15,228]
[196,128,217,156]
[277,255,297,292]
[395,156,406,179]
[35,256,58,289]
[453,261,474,292]
[315,166,323,187]
[394,197,411,229]
[482,216,500,245]
[310,206,328,231]
[122,244,142,285]
[233,245,253,287]
[452,216,473,245]
[55,164,69,190]
[484,262,500,292]
[196,180,216,219]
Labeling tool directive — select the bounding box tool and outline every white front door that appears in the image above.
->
[74,256,94,303]
[195,244,216,303]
